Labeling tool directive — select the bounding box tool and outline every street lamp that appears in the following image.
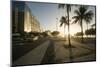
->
[56,18,58,31]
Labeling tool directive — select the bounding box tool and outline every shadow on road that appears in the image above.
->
[41,39,56,64]
[12,38,48,62]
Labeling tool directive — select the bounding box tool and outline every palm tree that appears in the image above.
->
[58,4,73,62]
[58,4,71,45]
[72,6,94,42]
[60,16,68,38]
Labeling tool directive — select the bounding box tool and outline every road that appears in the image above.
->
[13,36,96,66]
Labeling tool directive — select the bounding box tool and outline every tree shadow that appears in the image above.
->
[63,44,75,62]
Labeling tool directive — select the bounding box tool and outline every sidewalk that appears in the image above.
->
[53,38,96,63]
[14,40,50,65]
[71,40,96,51]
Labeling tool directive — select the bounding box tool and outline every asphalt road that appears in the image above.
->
[12,36,96,66]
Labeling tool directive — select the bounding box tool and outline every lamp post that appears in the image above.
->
[56,18,58,31]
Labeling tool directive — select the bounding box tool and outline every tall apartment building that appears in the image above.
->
[31,16,40,32]
[24,4,32,32]
[12,1,25,34]
[12,1,41,35]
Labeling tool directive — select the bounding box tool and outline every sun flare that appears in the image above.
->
[58,24,81,36]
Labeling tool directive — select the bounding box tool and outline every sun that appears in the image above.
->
[58,24,81,36]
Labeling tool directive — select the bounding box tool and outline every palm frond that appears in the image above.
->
[91,23,96,27]
[83,10,94,23]
[60,22,63,27]
[79,6,88,15]
[73,5,94,26]
[60,16,69,26]
[74,10,80,16]
[72,16,80,24]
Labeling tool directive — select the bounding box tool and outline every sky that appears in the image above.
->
[26,2,96,36]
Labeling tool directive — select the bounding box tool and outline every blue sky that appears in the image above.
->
[27,2,60,31]
[26,2,95,35]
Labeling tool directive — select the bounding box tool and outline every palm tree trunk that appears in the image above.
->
[67,9,73,62]
[87,23,88,38]
[64,24,66,38]
[67,12,71,47]
[81,19,84,43]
